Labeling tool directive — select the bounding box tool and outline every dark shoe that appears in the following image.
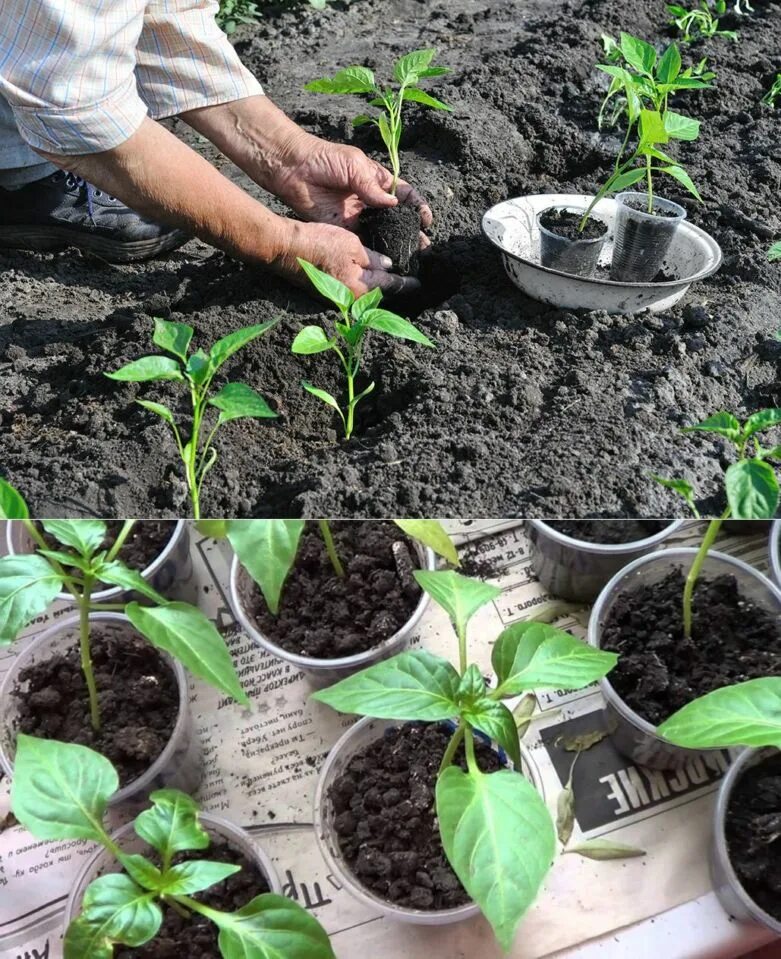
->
[0,170,189,262]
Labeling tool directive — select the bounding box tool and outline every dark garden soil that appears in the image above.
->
[14,630,178,786]
[600,568,781,725]
[539,209,606,241]
[725,753,781,922]
[241,520,422,657]
[1,0,780,517]
[544,519,666,543]
[331,722,503,910]
[38,519,176,583]
[360,205,422,276]
[116,839,270,958]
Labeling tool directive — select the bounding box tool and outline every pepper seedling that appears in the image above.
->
[311,569,618,949]
[292,260,433,439]
[653,408,781,638]
[0,496,249,731]
[106,317,278,518]
[306,49,451,196]
[11,736,335,959]
[769,242,781,262]
[659,677,781,750]
[764,73,781,107]
[213,518,460,614]
[667,2,739,43]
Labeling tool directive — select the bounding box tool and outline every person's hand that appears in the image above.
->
[271,134,432,244]
[276,220,421,297]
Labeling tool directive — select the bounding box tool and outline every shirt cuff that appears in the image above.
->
[142,63,264,120]
[9,75,148,156]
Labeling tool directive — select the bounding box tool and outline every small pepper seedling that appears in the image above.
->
[667,2,739,43]
[0,496,249,730]
[652,408,781,639]
[292,260,433,439]
[764,74,781,107]
[11,736,335,959]
[107,317,278,518]
[217,517,460,615]
[659,677,781,750]
[311,569,618,949]
[306,49,451,196]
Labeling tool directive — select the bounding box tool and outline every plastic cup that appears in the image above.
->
[537,205,608,278]
[770,521,780,590]
[610,192,687,282]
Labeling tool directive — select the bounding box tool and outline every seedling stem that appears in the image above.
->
[318,520,345,577]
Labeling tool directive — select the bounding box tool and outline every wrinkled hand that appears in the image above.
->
[271,135,432,242]
[276,220,421,297]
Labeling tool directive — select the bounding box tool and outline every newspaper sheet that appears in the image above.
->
[0,520,772,959]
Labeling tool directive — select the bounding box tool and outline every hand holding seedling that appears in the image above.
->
[0,507,249,730]
[11,737,335,959]
[291,260,434,438]
[653,408,781,638]
[311,569,617,949]
[107,318,278,519]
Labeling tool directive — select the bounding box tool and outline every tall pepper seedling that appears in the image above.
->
[653,408,781,638]
[306,49,451,197]
[0,497,249,730]
[311,569,618,949]
[11,737,335,959]
[107,317,278,518]
[292,260,433,439]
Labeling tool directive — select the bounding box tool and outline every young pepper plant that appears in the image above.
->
[292,260,433,439]
[667,2,739,43]
[311,569,618,950]
[653,408,781,639]
[306,49,451,196]
[0,501,249,731]
[659,677,781,750]
[11,736,335,959]
[213,518,459,613]
[107,317,278,518]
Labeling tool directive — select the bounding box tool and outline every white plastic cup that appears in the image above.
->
[313,716,544,927]
[230,543,436,688]
[710,747,781,934]
[588,548,781,770]
[0,613,203,805]
[527,519,684,603]
[5,520,191,604]
[64,812,282,931]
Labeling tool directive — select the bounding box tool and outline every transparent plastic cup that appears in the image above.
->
[537,205,608,278]
[588,548,781,770]
[710,747,781,934]
[64,812,282,932]
[313,716,544,927]
[527,519,684,604]
[5,520,191,604]
[230,543,436,688]
[770,521,781,590]
[0,612,203,805]
[610,192,687,282]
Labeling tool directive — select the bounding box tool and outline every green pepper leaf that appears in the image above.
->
[664,110,700,141]
[302,382,346,422]
[402,88,451,111]
[659,164,702,201]
[363,309,435,347]
[413,570,501,638]
[658,678,781,748]
[725,459,779,520]
[136,400,176,428]
[152,318,193,362]
[63,875,162,958]
[185,348,211,386]
[106,356,184,383]
[92,560,169,604]
[394,49,437,84]
[208,383,277,423]
[291,326,335,355]
[462,699,522,768]
[437,766,555,951]
[0,478,28,519]
[492,623,617,698]
[742,408,781,441]
[134,789,210,862]
[656,43,682,83]
[650,474,698,512]
[619,32,658,74]
[312,649,461,720]
[297,259,354,312]
[683,411,742,442]
[117,854,163,891]
[394,519,459,566]
[11,736,116,842]
[126,601,249,705]
[159,860,242,896]
[41,520,106,557]
[209,321,279,373]
[226,519,305,616]
[306,66,377,95]
[565,839,646,860]
[207,893,336,959]
[0,553,64,644]
[351,287,383,322]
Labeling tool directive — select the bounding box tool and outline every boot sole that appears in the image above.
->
[0,225,190,263]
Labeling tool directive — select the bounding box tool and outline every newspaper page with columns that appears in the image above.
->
[0,520,772,959]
